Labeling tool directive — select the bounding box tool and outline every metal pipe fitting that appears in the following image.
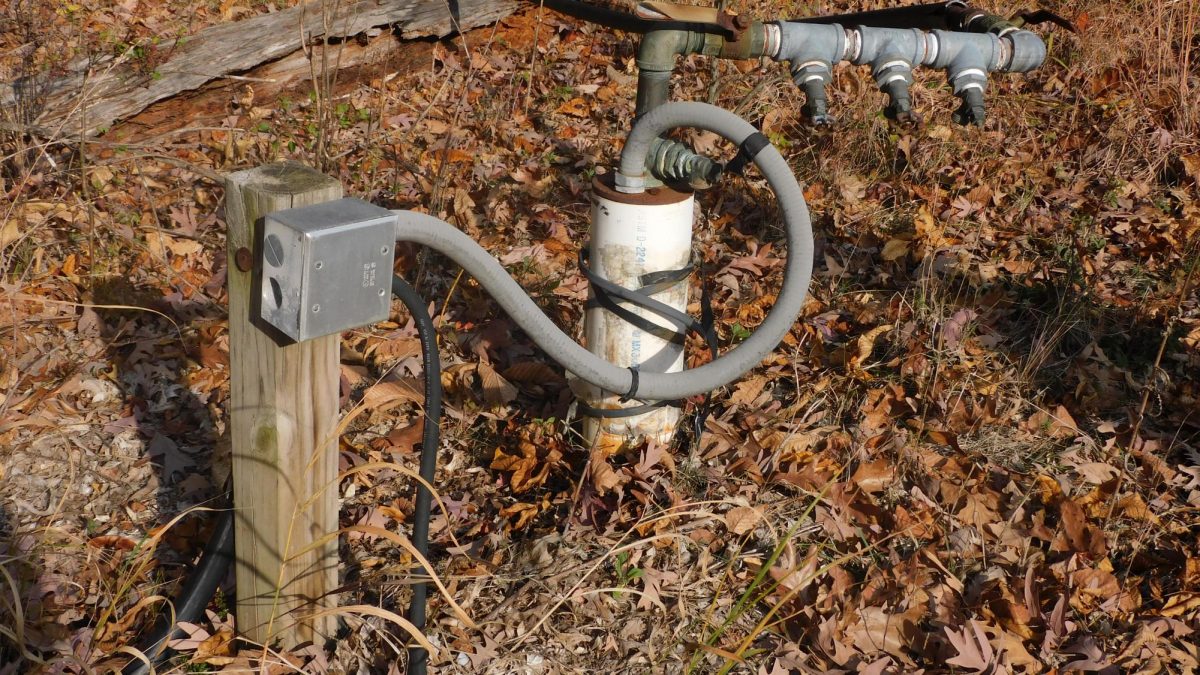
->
[850,26,933,66]
[774,22,847,125]
[635,23,776,117]
[715,21,773,61]
[795,62,834,125]
[635,70,673,117]
[952,87,987,125]
[850,28,929,124]
[636,28,714,74]
[645,137,723,189]
[773,22,1046,127]
[1003,30,1047,72]
[925,29,1000,126]
[633,23,774,186]
[875,61,918,125]
[634,29,717,187]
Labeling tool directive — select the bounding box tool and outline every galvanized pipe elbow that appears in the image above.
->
[637,28,711,73]
[634,24,776,186]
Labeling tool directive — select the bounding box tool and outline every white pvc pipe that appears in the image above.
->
[582,185,695,447]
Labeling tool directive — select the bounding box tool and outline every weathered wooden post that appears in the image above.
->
[224,162,342,646]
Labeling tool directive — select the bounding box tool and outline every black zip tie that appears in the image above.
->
[690,275,718,444]
[580,249,699,336]
[724,131,770,176]
[577,398,681,418]
[620,366,640,403]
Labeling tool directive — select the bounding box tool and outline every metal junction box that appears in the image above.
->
[258,198,396,342]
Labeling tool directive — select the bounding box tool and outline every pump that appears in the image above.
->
[121,3,1070,675]
[545,0,1072,443]
[579,176,697,446]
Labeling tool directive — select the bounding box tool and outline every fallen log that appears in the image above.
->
[109,28,434,141]
[4,0,516,137]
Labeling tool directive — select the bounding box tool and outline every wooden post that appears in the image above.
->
[225,162,342,646]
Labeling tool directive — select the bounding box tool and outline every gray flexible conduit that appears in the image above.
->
[393,102,813,401]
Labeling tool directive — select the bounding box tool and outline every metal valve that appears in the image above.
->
[874,60,920,127]
[792,60,835,126]
[952,86,987,125]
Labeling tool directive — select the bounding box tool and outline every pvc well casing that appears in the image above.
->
[582,175,695,446]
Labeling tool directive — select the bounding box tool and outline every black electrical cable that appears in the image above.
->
[793,1,961,29]
[534,0,729,35]
[122,495,235,675]
[391,275,443,675]
[540,0,1010,35]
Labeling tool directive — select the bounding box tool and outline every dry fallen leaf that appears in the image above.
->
[724,505,763,535]
[846,604,922,660]
[1161,592,1200,617]
[0,219,21,248]
[555,96,590,117]
[503,361,566,385]
[361,378,423,412]
[477,361,518,406]
[881,238,911,262]
[851,458,895,494]
[589,455,624,495]
[945,621,996,673]
[1058,498,1107,558]
[498,502,539,530]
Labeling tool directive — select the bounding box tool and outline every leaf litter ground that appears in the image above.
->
[2,0,1200,673]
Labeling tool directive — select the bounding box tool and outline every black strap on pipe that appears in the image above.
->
[576,247,717,433]
[724,131,771,177]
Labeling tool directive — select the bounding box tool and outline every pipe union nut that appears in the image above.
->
[793,60,833,86]
[614,171,646,194]
[873,60,913,86]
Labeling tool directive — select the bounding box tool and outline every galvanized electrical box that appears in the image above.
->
[258,198,396,342]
